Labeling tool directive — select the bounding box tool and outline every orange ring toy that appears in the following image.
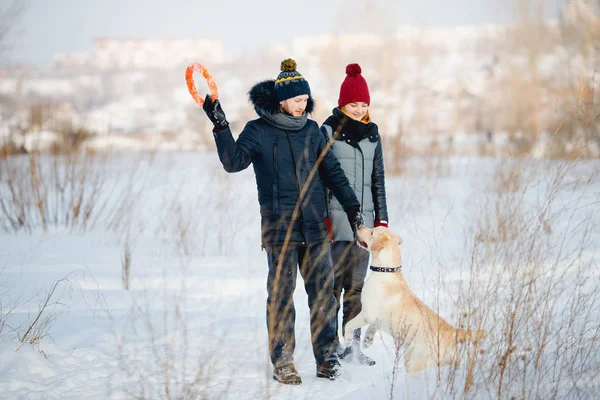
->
[185,63,219,106]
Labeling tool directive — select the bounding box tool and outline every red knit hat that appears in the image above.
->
[338,63,370,107]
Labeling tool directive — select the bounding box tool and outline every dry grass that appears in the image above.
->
[360,153,598,399]
[121,235,132,290]
[421,157,600,399]
[0,140,26,157]
[0,274,73,355]
[155,172,248,258]
[0,150,152,234]
[117,291,220,399]
[1,145,595,398]
[115,247,239,399]
[113,163,256,398]
[16,278,72,351]
[382,132,410,176]
[0,266,16,338]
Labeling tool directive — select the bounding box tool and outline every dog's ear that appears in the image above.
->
[395,233,403,245]
[371,232,389,253]
[384,228,403,245]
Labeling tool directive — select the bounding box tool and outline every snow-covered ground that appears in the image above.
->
[0,152,599,399]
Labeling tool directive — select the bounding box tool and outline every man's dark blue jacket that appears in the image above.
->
[213,80,360,248]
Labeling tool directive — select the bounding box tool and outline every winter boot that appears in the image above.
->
[272,364,302,385]
[316,359,343,380]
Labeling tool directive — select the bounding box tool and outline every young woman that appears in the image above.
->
[321,63,389,366]
[201,59,365,384]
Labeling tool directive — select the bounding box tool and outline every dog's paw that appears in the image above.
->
[363,325,377,348]
[339,346,353,360]
[339,346,376,366]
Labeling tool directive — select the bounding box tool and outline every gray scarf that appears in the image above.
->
[257,109,308,131]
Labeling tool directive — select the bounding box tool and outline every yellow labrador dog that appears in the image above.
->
[344,226,486,373]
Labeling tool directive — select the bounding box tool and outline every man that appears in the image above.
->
[201,59,364,384]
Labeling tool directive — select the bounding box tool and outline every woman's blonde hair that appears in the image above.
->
[340,105,371,124]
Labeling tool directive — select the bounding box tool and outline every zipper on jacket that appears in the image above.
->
[285,132,301,192]
[273,139,279,216]
[355,143,365,215]
[285,131,305,237]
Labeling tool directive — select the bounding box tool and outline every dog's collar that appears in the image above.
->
[370,265,402,273]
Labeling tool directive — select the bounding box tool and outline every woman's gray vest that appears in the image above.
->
[322,123,384,241]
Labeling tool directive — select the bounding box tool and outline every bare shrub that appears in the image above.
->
[0,150,152,234]
[386,318,411,400]
[116,267,237,399]
[156,171,248,258]
[428,158,600,399]
[0,274,73,355]
[381,130,409,176]
[50,126,97,155]
[16,278,72,351]
[0,139,26,157]
[476,158,529,243]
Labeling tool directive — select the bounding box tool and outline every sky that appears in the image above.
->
[1,0,564,67]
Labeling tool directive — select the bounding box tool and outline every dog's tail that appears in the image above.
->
[456,329,487,344]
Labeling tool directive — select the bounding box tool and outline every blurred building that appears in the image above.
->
[53,37,225,71]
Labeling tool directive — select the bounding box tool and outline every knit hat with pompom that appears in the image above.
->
[338,63,370,107]
[274,58,311,101]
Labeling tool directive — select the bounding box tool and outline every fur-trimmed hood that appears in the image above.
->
[248,79,315,116]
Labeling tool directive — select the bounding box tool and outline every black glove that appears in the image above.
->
[202,94,229,131]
